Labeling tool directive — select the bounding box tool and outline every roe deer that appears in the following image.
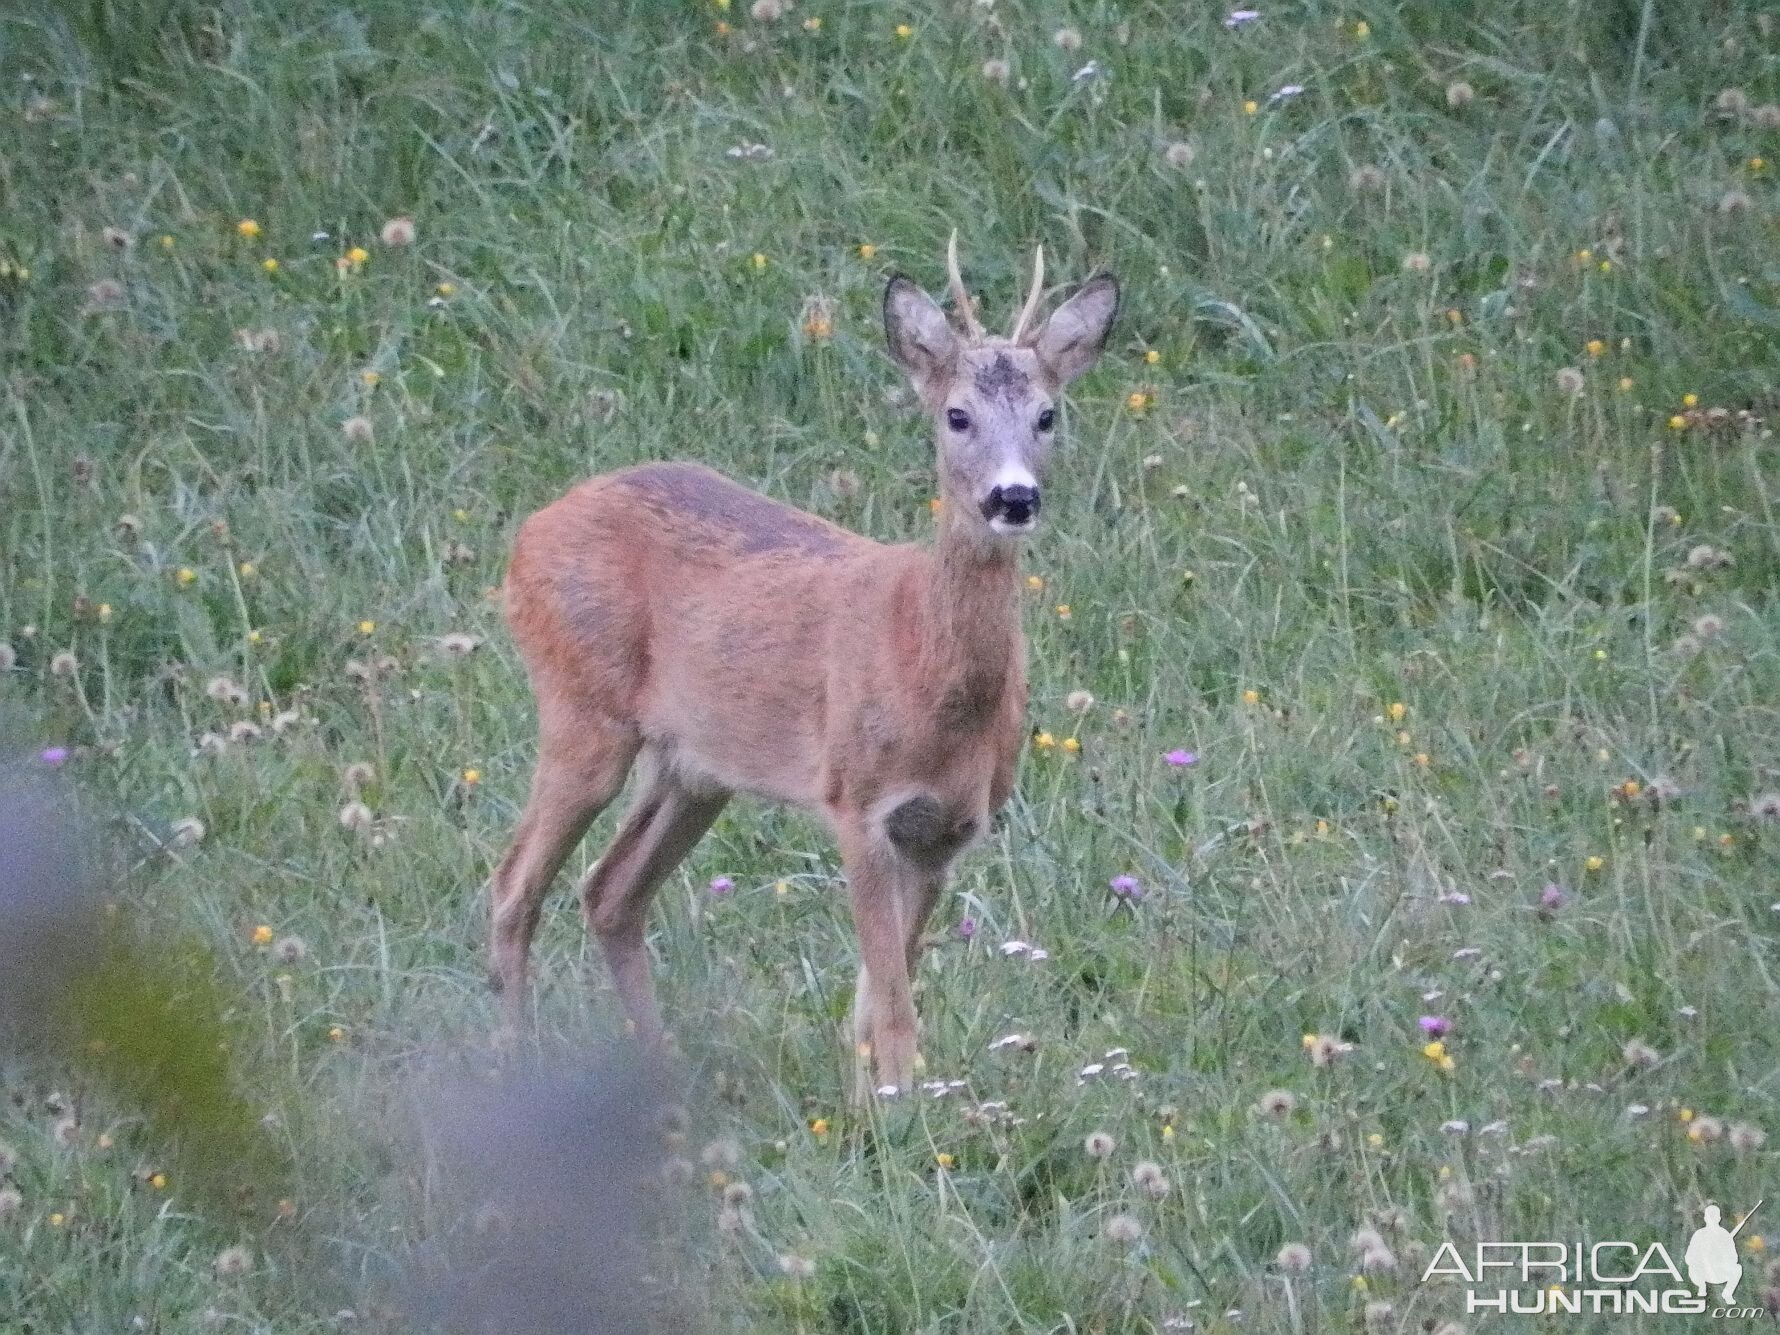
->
[490,236,1119,1099]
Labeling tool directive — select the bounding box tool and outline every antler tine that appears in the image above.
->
[946,229,985,340]
[1009,244,1045,343]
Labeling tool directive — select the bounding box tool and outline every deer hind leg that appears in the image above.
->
[489,716,639,1028]
[580,758,729,1048]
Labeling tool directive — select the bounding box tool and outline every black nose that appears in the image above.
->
[982,483,1041,526]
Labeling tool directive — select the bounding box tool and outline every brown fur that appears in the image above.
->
[488,254,1117,1101]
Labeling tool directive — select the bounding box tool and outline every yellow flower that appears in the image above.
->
[1751,157,1765,173]
[894,23,913,39]
[751,252,767,271]
[1746,1234,1766,1253]
[436,282,456,297]
[348,246,370,265]
[1366,1132,1383,1148]
[1034,732,1056,750]
[1161,1123,1174,1141]
[453,507,470,522]
[1584,339,1605,358]
[1054,603,1072,620]
[1585,855,1604,872]
[804,16,821,30]
[1576,249,1592,262]
[1621,779,1640,799]
[1145,349,1160,365]
[237,219,261,239]
[1678,1108,1694,1122]
[98,603,112,623]
[1682,393,1698,408]
[858,243,876,260]
[1062,737,1080,754]
[238,562,256,578]
[810,1117,829,1137]
[1025,574,1044,591]
[1125,390,1152,413]
[773,879,789,896]
[261,258,279,273]
[358,619,375,635]
[252,925,274,946]
[361,369,381,388]
[1618,377,1634,392]
[1667,415,1686,430]
[1351,1276,1368,1292]
[176,566,196,587]
[1353,20,1369,37]
[247,629,262,645]
[49,1212,65,1227]
[1243,99,1259,115]
[462,768,481,785]
[1440,1055,1455,1072]
[327,1025,345,1043]
[934,1152,954,1169]
[1412,752,1430,767]
[159,234,175,250]
[1387,701,1407,723]
[150,1172,168,1190]
[1422,1040,1447,1062]
[1302,1032,1317,1048]
[1242,688,1260,706]
[715,19,731,34]
[1598,260,1611,272]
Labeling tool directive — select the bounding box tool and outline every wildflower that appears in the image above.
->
[343,761,375,790]
[170,817,206,848]
[150,1172,167,1189]
[1418,1015,1451,1038]
[1719,190,1752,215]
[49,1212,66,1227]
[49,650,78,678]
[750,252,767,271]
[338,801,374,833]
[1258,1089,1296,1119]
[981,58,1010,84]
[857,243,876,261]
[1688,1115,1725,1144]
[1715,88,1749,118]
[933,1152,954,1169]
[251,924,274,947]
[1055,604,1071,620]
[177,566,197,586]
[213,1245,255,1277]
[778,1253,816,1280]
[1585,855,1604,872]
[273,936,306,965]
[1052,27,1082,51]
[1349,164,1387,191]
[1622,1038,1661,1069]
[1309,1035,1348,1067]
[1276,1242,1313,1273]
[1729,1122,1766,1153]
[1242,688,1261,705]
[1109,874,1142,901]
[461,768,480,786]
[1364,1300,1395,1330]
[957,917,977,940]
[1683,393,1698,408]
[1753,794,1780,820]
[1104,1213,1145,1245]
[1619,376,1635,392]
[802,16,820,31]
[1353,20,1369,37]
[1445,80,1475,108]
[341,416,374,444]
[1034,732,1055,750]
[1555,366,1585,395]
[347,246,370,265]
[721,1180,753,1207]
[1401,251,1431,273]
[438,632,483,658]
[1145,349,1161,365]
[1686,544,1731,570]
[1668,414,1688,431]
[1539,883,1566,913]
[1061,737,1080,754]
[1131,1161,1170,1199]
[357,619,376,635]
[1125,390,1151,414]
[809,1118,828,1137]
[1164,749,1197,767]
[1243,99,1259,115]
[1065,689,1094,713]
[708,876,734,896]
[894,23,912,39]
[1084,1130,1116,1159]
[1422,1040,1447,1063]
[206,675,247,707]
[1692,613,1725,640]
[237,219,261,239]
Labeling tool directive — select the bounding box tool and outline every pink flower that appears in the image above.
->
[957,916,977,940]
[708,876,734,896]
[1164,749,1197,768]
[1539,883,1566,912]
[1418,1015,1451,1037]
[1109,874,1142,900]
[40,746,69,766]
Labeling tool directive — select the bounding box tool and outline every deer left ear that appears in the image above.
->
[883,276,959,390]
[1029,274,1120,386]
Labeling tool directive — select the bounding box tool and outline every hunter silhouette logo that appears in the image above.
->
[1423,1201,1767,1318]
[1686,1202,1758,1304]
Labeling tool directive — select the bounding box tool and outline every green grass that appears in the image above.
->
[3,0,1780,1329]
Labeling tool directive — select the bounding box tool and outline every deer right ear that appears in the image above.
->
[883,276,959,389]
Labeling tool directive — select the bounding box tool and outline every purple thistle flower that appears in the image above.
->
[957,916,977,940]
[708,876,734,896]
[1164,749,1197,768]
[40,746,69,767]
[1539,883,1567,912]
[1109,874,1142,900]
[1418,1015,1451,1038]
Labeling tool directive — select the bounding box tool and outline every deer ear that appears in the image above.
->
[1029,274,1120,385]
[884,276,959,388]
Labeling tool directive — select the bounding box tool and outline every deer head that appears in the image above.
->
[883,234,1120,538]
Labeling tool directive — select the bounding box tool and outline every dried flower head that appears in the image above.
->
[1622,1038,1661,1069]
[1309,1034,1348,1067]
[341,416,374,444]
[213,1245,255,1278]
[777,1253,816,1280]
[1692,613,1725,640]
[1258,1089,1297,1119]
[1686,544,1732,570]
[205,675,247,707]
[170,817,206,848]
[342,761,376,791]
[1715,88,1750,118]
[1164,141,1196,169]
[49,650,79,678]
[1364,1300,1395,1330]
[721,1180,753,1207]
[1720,190,1752,215]
[1752,793,1780,820]
[1104,1212,1145,1245]
[1401,251,1432,273]
[749,0,784,19]
[85,278,126,311]
[1729,1122,1766,1153]
[52,1115,80,1147]
[1555,366,1585,395]
[1753,104,1780,130]
[1349,164,1387,192]
[1131,1160,1170,1199]
[379,217,416,247]
[1084,1129,1116,1159]
[981,58,1011,84]
[338,801,374,833]
[1276,1242,1314,1273]
[1066,689,1095,713]
[438,632,484,658]
[1053,26,1083,51]
[273,935,307,965]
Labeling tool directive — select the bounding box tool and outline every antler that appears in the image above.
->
[946,230,985,340]
[1008,245,1045,343]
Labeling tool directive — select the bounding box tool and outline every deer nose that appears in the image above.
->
[982,483,1041,526]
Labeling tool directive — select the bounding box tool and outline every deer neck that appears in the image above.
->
[913,512,1022,719]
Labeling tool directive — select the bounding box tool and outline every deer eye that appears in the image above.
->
[1037,408,1056,432]
[946,408,971,432]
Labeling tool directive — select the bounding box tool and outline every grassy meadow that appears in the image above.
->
[4,0,1780,1329]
